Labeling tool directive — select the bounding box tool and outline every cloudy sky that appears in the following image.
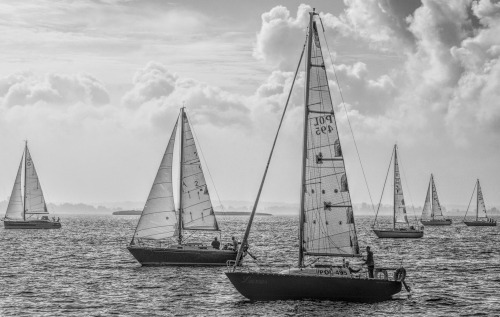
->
[1,0,499,210]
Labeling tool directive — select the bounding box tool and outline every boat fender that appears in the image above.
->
[375,269,388,280]
[394,267,406,282]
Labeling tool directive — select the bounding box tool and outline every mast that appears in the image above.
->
[298,8,315,268]
[178,107,185,244]
[393,145,397,229]
[23,141,27,221]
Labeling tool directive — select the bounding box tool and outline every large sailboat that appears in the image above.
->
[2,142,61,229]
[127,108,238,266]
[372,145,423,238]
[463,179,496,226]
[420,174,452,226]
[225,10,406,302]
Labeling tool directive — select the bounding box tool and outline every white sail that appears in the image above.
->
[24,146,48,215]
[477,181,488,219]
[431,176,444,218]
[134,119,179,240]
[180,112,219,231]
[302,21,359,257]
[5,156,24,220]
[421,179,431,220]
[393,148,408,224]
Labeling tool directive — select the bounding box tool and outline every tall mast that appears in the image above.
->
[298,9,315,268]
[476,179,479,221]
[178,108,185,244]
[393,145,397,229]
[23,140,27,221]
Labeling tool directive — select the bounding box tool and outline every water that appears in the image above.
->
[1,214,499,316]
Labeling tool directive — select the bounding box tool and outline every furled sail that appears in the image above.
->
[477,181,488,219]
[393,148,408,224]
[134,119,179,240]
[421,179,431,220]
[302,21,359,257]
[431,176,443,218]
[24,147,48,215]
[180,112,219,231]
[5,156,24,220]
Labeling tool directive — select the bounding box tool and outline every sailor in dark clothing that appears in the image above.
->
[232,236,238,251]
[211,237,221,250]
[364,246,375,278]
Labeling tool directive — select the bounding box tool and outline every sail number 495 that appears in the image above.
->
[313,115,334,135]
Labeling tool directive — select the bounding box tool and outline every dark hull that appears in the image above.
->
[4,220,61,229]
[464,221,497,227]
[373,229,423,238]
[127,246,237,266]
[225,272,402,302]
[421,219,452,226]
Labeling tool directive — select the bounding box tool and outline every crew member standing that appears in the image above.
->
[364,246,375,278]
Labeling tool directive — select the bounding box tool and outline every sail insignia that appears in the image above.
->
[302,21,359,257]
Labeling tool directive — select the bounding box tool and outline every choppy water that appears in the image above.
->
[1,214,499,316]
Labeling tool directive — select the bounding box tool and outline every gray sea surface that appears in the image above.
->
[1,214,499,316]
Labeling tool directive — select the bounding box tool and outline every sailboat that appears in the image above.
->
[225,10,406,302]
[420,174,452,226]
[2,142,61,229]
[463,179,496,226]
[127,107,239,266]
[372,145,423,238]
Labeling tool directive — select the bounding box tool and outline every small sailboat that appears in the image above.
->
[463,179,496,226]
[372,145,423,238]
[127,107,238,266]
[2,142,61,229]
[225,10,406,302]
[420,174,452,226]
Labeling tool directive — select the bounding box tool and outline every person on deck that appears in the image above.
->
[364,246,375,278]
[211,237,221,250]
[232,236,238,251]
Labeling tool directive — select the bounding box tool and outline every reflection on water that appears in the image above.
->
[0,214,499,316]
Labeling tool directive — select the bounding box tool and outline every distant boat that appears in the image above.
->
[420,174,452,226]
[373,145,423,238]
[2,142,61,229]
[127,107,238,266]
[463,179,496,226]
[226,10,406,302]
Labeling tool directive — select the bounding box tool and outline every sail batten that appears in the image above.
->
[134,119,179,240]
[5,156,24,220]
[301,20,359,258]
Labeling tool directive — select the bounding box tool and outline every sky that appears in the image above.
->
[0,0,499,210]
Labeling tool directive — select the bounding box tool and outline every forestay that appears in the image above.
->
[134,119,179,240]
[180,112,219,231]
[5,156,24,220]
[24,147,48,215]
[302,21,359,257]
[393,148,408,224]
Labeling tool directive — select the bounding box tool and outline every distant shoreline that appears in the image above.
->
[112,210,273,216]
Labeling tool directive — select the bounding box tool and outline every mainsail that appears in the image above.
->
[24,146,48,215]
[5,156,24,220]
[134,119,179,240]
[476,180,488,219]
[393,147,408,225]
[180,112,219,231]
[431,175,443,218]
[301,21,359,257]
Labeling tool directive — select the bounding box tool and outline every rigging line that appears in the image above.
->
[397,146,418,224]
[373,147,394,227]
[463,182,476,221]
[233,37,307,271]
[185,111,226,215]
[319,16,377,216]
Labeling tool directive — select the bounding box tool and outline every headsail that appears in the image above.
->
[431,175,443,218]
[180,112,219,231]
[134,119,179,240]
[393,147,408,224]
[5,156,24,220]
[24,146,48,215]
[421,179,431,220]
[301,20,359,258]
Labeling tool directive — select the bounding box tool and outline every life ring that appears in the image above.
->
[375,269,388,280]
[394,267,406,282]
